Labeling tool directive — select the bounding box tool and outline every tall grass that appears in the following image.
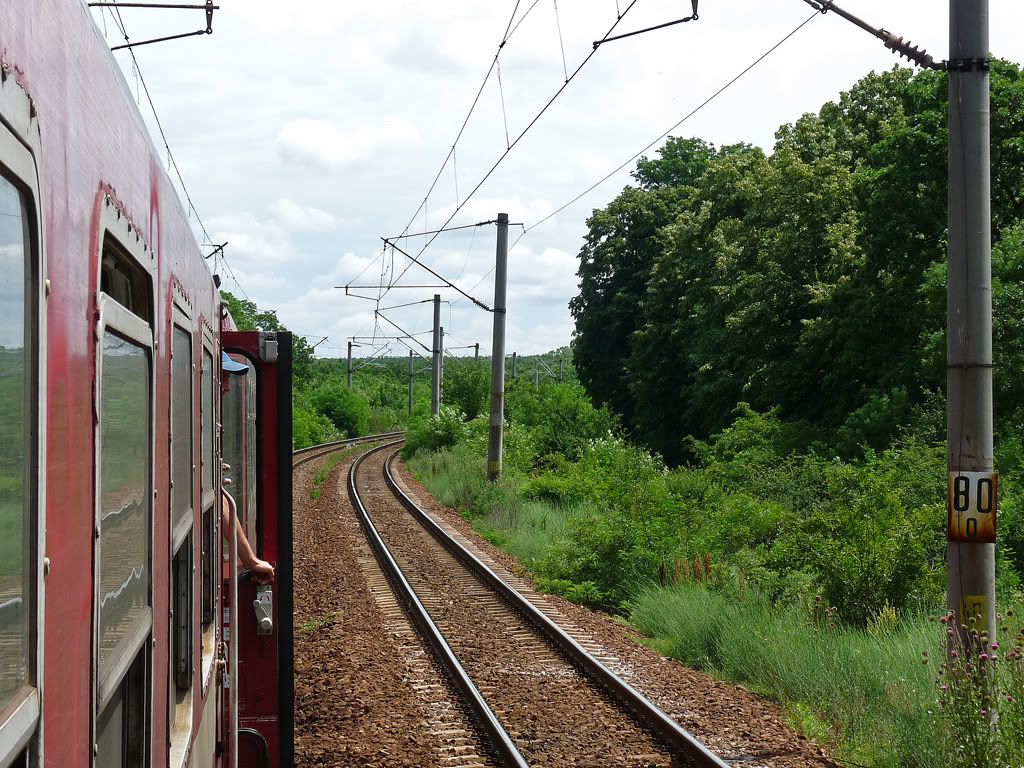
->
[407,445,574,568]
[631,584,951,767]
[408,442,1024,766]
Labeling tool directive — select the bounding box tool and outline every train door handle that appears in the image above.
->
[253,585,273,635]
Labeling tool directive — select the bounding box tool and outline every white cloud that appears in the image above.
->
[432,196,553,229]
[275,118,420,169]
[93,0,1024,357]
[270,199,337,232]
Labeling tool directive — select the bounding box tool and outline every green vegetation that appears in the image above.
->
[308,448,359,500]
[570,62,1024,465]
[221,292,420,448]
[298,612,338,632]
[403,63,1024,766]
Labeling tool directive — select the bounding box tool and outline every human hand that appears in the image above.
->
[247,558,275,585]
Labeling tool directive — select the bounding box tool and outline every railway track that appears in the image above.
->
[291,431,404,468]
[348,439,729,768]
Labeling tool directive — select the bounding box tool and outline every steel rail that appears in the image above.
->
[291,431,405,468]
[382,448,729,768]
[348,442,529,768]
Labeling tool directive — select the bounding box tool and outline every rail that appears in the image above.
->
[381,447,729,768]
[291,431,405,468]
[348,441,529,768]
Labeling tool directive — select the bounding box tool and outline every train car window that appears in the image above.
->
[221,357,259,555]
[170,533,193,691]
[95,209,155,766]
[169,316,194,759]
[200,349,215,634]
[96,647,147,768]
[201,349,214,500]
[201,503,215,630]
[101,235,153,326]
[245,371,257,549]
[170,325,193,548]
[222,371,243,517]
[97,331,151,689]
[0,167,36,757]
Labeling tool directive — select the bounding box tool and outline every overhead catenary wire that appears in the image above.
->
[522,8,822,237]
[392,0,529,245]
[101,4,250,300]
[376,1,643,305]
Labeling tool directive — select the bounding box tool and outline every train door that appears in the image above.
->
[220,332,293,768]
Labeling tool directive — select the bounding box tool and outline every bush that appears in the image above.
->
[292,394,341,449]
[310,382,371,437]
[505,379,619,462]
[444,358,490,421]
[403,406,470,457]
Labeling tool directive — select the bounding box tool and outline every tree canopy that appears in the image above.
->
[570,63,1024,464]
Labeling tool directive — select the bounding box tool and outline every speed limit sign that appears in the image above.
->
[947,471,997,543]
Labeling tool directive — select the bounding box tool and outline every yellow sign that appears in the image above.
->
[947,471,997,543]
[960,594,988,633]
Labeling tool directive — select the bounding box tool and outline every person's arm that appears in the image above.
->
[221,492,275,585]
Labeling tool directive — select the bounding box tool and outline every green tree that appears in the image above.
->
[571,63,1024,463]
[221,290,315,383]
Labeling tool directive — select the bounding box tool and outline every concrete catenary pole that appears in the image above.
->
[475,342,480,361]
[439,327,445,404]
[511,351,517,379]
[408,350,414,416]
[346,341,353,388]
[431,294,441,416]
[947,0,996,641]
[487,213,509,481]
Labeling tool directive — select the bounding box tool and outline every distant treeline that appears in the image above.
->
[571,62,1024,464]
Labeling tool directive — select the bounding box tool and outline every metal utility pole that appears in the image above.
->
[431,294,442,417]
[534,369,539,387]
[408,350,414,415]
[347,341,353,388]
[511,351,517,379]
[474,343,480,361]
[558,359,564,383]
[947,0,996,641]
[439,327,445,404]
[487,213,509,481]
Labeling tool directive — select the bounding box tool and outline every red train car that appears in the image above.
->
[0,2,293,767]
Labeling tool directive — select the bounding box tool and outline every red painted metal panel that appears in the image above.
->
[222,332,293,768]
[0,2,225,766]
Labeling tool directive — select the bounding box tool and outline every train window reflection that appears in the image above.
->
[0,173,30,715]
[98,332,151,682]
[171,325,193,546]
[222,358,257,552]
[201,350,213,498]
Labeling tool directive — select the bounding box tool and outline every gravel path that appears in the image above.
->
[393,458,839,768]
[292,441,837,767]
[357,447,675,767]
[293,447,488,767]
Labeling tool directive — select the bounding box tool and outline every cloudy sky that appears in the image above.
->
[92,1,1024,359]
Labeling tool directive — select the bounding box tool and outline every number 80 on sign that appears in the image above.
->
[947,471,997,543]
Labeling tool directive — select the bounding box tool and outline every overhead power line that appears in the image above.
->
[374,0,643,304]
[393,0,533,244]
[519,8,822,241]
[100,3,250,299]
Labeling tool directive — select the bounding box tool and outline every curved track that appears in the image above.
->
[292,431,404,468]
[348,440,729,768]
